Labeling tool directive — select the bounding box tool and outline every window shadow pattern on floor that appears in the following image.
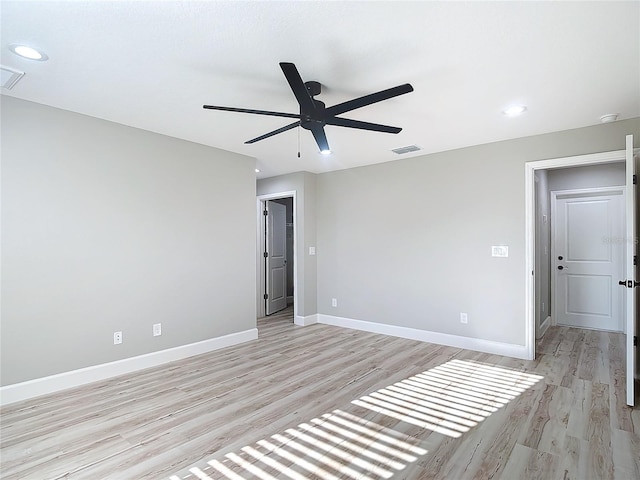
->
[170,359,543,479]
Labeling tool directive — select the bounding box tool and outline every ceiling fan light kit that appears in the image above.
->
[203,62,413,154]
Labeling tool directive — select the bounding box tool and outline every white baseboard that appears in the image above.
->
[294,314,319,326]
[538,316,551,339]
[0,328,258,406]
[318,314,529,359]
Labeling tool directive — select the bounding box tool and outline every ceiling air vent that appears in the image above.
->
[1,65,25,90]
[391,144,422,155]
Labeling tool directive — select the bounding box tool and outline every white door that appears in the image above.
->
[624,134,636,406]
[266,200,287,315]
[553,189,624,331]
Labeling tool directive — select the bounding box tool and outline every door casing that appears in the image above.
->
[525,149,629,360]
[257,191,297,319]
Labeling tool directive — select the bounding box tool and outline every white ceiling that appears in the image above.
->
[2,1,639,178]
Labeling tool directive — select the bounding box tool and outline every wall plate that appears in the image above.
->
[492,245,509,257]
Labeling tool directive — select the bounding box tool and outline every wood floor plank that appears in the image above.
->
[587,382,614,480]
[555,435,589,480]
[1,313,638,480]
[501,443,560,480]
[611,428,640,480]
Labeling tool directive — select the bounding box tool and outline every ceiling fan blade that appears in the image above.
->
[245,121,301,144]
[203,105,300,119]
[326,84,414,117]
[279,62,316,114]
[325,117,402,134]
[309,124,330,153]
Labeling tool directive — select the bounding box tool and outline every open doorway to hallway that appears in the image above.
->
[526,137,637,406]
[534,162,626,339]
[257,192,297,321]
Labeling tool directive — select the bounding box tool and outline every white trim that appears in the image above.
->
[551,186,625,198]
[525,162,536,359]
[294,314,319,326]
[0,329,258,406]
[318,314,528,359]
[527,149,627,171]
[257,191,298,320]
[538,316,551,339]
[525,149,627,362]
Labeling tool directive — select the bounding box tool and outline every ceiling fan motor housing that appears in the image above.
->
[304,81,321,97]
[302,99,327,129]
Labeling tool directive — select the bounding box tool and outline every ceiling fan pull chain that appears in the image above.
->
[297,125,301,158]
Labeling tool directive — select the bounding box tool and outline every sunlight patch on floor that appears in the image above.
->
[170,359,542,479]
[353,359,543,439]
[169,407,426,480]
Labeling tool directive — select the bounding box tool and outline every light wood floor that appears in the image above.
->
[1,307,639,479]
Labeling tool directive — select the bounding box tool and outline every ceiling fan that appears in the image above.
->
[203,62,413,154]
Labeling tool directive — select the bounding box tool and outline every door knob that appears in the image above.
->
[557,265,565,270]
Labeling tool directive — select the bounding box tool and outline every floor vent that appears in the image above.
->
[391,144,422,155]
[1,65,25,90]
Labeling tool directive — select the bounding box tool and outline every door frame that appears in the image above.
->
[257,191,297,319]
[525,149,627,360]
[550,186,625,331]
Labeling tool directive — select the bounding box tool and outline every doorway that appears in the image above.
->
[527,152,629,355]
[257,191,297,319]
[525,137,637,406]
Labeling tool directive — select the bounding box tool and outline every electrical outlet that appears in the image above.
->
[113,331,122,344]
[331,298,338,307]
[153,323,162,336]
[460,313,468,324]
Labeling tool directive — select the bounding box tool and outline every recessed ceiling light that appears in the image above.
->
[320,149,331,155]
[502,105,527,117]
[9,44,48,61]
[254,168,261,173]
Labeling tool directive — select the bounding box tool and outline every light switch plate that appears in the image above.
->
[492,245,509,257]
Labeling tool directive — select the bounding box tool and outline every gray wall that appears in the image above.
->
[547,162,626,191]
[257,172,317,317]
[1,97,257,386]
[316,118,639,346]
